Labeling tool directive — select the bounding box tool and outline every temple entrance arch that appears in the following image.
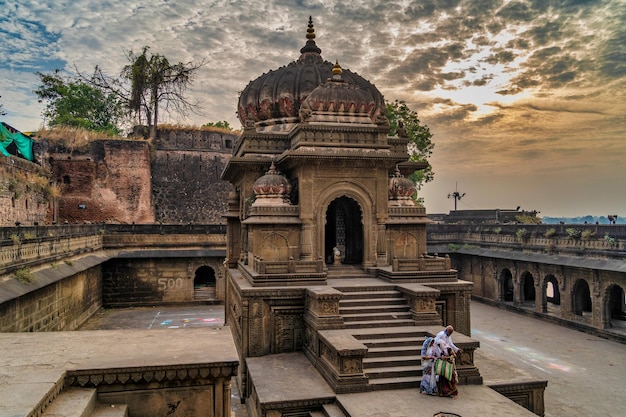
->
[572,279,592,316]
[324,196,363,264]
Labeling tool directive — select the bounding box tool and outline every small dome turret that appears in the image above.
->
[388,166,416,206]
[252,162,292,206]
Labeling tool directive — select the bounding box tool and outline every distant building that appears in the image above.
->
[430,208,539,224]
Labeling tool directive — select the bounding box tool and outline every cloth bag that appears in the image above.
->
[434,358,454,381]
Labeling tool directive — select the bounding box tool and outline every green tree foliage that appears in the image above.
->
[203,121,232,130]
[385,100,435,190]
[34,70,125,134]
[120,46,205,139]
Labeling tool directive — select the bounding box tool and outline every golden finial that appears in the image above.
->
[332,60,342,75]
[306,16,315,40]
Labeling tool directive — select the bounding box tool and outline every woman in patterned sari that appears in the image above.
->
[419,337,438,395]
[435,340,459,398]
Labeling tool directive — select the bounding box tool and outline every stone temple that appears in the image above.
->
[220,18,503,416]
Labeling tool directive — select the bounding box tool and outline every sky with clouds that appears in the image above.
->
[1,0,625,218]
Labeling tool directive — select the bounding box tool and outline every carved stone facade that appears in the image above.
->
[221,18,485,412]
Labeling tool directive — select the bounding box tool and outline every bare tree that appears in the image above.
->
[122,47,205,138]
[78,46,205,138]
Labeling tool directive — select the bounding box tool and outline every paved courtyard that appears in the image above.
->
[78,301,626,417]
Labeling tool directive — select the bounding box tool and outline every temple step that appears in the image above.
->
[367,375,421,390]
[42,388,97,417]
[92,403,129,417]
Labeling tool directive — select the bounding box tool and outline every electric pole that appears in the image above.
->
[447,182,465,211]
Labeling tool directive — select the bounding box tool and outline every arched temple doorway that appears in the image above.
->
[572,279,592,317]
[194,265,216,300]
[325,196,363,265]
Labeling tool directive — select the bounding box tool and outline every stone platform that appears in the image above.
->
[0,327,238,417]
[246,352,537,417]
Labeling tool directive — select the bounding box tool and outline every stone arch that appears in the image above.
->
[194,265,216,301]
[605,284,626,328]
[194,265,216,287]
[572,278,592,316]
[260,232,290,261]
[499,268,514,302]
[315,181,374,267]
[542,274,561,315]
[324,196,363,264]
[521,271,535,305]
[545,274,561,305]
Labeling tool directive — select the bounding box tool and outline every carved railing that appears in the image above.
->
[0,233,103,274]
[392,254,451,272]
[251,256,324,274]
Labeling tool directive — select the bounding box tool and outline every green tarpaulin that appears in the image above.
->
[0,122,34,161]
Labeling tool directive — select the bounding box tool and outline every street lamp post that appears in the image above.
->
[447,183,465,211]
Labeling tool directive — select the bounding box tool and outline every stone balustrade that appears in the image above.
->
[0,233,103,274]
[392,254,451,272]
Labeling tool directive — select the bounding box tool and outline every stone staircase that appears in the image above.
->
[193,285,216,301]
[41,387,128,417]
[337,287,426,390]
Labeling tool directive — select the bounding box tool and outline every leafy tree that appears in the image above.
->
[34,70,125,134]
[121,47,205,139]
[386,100,435,191]
[203,121,232,130]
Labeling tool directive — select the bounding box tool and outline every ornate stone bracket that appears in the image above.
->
[396,283,441,326]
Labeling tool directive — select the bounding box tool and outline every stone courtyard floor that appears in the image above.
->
[77,301,626,417]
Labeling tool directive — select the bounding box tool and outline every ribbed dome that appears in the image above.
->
[252,162,292,206]
[299,61,377,123]
[237,17,386,127]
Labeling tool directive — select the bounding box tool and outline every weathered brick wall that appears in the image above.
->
[102,256,223,306]
[0,156,51,226]
[0,266,102,332]
[50,140,154,224]
[152,128,236,224]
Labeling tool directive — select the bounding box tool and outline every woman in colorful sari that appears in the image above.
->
[435,340,459,398]
[419,337,438,395]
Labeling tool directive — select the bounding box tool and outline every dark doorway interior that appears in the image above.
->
[194,265,216,288]
[325,196,363,264]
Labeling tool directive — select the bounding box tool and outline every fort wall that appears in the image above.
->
[0,156,52,226]
[152,127,235,224]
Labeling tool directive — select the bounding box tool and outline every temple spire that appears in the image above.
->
[299,16,322,56]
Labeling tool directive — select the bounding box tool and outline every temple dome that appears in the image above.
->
[252,162,292,206]
[237,17,387,127]
[299,61,378,124]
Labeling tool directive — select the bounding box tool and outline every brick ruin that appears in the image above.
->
[0,127,237,226]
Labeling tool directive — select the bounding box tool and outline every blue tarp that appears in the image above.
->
[0,122,34,161]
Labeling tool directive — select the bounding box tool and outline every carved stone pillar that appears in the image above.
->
[513,269,521,306]
[376,222,387,266]
[300,219,314,260]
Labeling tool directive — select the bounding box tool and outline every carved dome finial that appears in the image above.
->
[332,60,342,77]
[300,16,322,56]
